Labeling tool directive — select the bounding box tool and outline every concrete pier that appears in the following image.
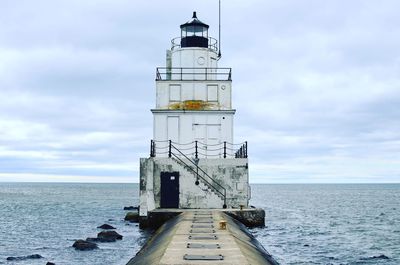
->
[128,211,278,265]
[139,208,265,229]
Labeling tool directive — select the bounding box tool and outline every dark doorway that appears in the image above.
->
[160,172,180,208]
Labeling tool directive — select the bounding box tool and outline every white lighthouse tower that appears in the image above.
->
[139,12,250,218]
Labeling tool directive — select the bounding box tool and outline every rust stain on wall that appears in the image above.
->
[169,100,217,110]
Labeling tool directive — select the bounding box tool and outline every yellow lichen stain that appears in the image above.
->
[169,100,215,110]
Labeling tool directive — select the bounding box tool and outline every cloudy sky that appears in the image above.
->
[0,0,399,183]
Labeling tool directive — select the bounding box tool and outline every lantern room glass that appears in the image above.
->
[181,26,208,38]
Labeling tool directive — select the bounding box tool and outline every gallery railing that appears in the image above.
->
[156,67,232,81]
[171,36,218,51]
[150,140,247,159]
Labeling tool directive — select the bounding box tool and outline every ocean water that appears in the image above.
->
[0,183,146,265]
[0,183,399,265]
[251,184,400,265]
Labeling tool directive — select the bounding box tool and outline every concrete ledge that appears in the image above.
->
[225,208,265,227]
[139,211,182,229]
[128,214,184,265]
[224,213,278,265]
[140,208,265,229]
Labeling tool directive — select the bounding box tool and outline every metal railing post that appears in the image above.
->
[168,140,172,158]
[195,141,198,159]
[223,191,227,209]
[245,141,248,158]
[223,141,226,158]
[150,140,154,157]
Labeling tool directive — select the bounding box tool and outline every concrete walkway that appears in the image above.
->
[128,210,278,265]
[159,211,250,265]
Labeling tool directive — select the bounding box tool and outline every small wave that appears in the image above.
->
[34,246,55,250]
[360,254,390,261]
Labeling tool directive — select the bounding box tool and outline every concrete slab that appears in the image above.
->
[128,211,278,265]
[159,211,248,265]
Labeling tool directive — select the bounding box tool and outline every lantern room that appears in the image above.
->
[180,11,209,48]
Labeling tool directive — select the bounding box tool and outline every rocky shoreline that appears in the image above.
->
[72,206,139,251]
[5,205,140,264]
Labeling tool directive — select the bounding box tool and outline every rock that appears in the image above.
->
[46,262,56,265]
[125,211,139,222]
[124,206,138,210]
[6,254,43,261]
[97,231,123,241]
[86,237,116,243]
[97,224,116,230]
[72,240,98,251]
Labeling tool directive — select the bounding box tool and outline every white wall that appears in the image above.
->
[171,48,218,69]
[152,110,235,158]
[155,81,232,110]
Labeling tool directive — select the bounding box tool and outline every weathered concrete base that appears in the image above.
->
[225,208,265,227]
[139,211,182,229]
[140,157,250,215]
[127,211,278,265]
[139,208,265,229]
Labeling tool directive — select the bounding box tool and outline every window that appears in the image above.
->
[169,85,181,102]
[207,85,218,102]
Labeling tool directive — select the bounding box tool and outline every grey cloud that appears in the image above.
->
[0,0,399,183]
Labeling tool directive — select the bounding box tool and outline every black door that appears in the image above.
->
[160,172,179,208]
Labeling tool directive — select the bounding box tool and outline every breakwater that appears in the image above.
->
[127,210,278,265]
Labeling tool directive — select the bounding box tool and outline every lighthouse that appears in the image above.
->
[139,12,250,218]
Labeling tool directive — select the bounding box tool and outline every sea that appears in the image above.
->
[0,183,399,265]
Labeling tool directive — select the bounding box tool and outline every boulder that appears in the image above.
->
[6,254,43,261]
[97,231,123,241]
[86,237,116,243]
[97,224,116,230]
[124,206,138,211]
[72,240,98,251]
[125,211,139,222]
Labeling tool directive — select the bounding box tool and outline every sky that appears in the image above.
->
[0,0,399,183]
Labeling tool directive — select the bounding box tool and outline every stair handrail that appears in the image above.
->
[169,141,227,208]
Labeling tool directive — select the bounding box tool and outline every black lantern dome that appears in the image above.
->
[180,12,209,48]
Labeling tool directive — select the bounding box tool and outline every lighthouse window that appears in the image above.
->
[182,26,208,38]
[169,85,181,102]
[207,85,218,102]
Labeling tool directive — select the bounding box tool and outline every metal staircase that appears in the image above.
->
[169,143,227,208]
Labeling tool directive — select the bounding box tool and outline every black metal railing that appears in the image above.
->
[150,140,247,159]
[171,36,218,51]
[168,141,227,208]
[235,142,248,158]
[156,67,232,81]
